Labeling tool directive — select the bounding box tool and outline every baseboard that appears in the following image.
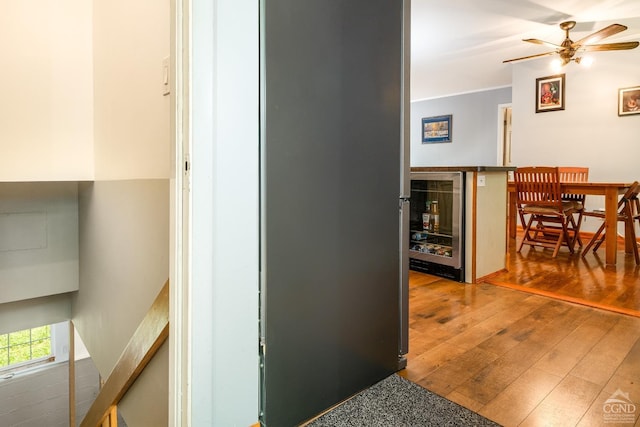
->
[475,269,508,284]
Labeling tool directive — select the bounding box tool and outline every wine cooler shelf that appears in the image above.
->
[409,230,453,258]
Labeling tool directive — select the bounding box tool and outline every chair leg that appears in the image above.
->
[624,214,640,265]
[517,216,535,253]
[532,222,545,240]
[571,212,584,247]
[555,222,574,257]
[582,222,605,256]
[518,211,528,234]
[519,214,577,257]
[593,234,606,252]
[552,232,563,257]
[565,224,575,254]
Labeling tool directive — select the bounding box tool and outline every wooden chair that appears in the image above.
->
[581,181,640,264]
[514,166,580,257]
[558,166,589,246]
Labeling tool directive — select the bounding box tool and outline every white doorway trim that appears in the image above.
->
[170,1,261,425]
[496,103,512,167]
[169,0,191,425]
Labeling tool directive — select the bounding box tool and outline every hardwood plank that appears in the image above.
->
[475,299,582,357]
[608,335,640,384]
[577,386,640,427]
[478,367,562,426]
[404,271,640,426]
[405,327,440,360]
[532,310,618,377]
[409,282,535,352]
[446,390,485,413]
[444,294,549,351]
[571,316,640,386]
[454,304,593,405]
[402,342,469,381]
[408,270,441,286]
[484,230,640,315]
[431,285,533,333]
[410,346,500,397]
[519,375,601,427]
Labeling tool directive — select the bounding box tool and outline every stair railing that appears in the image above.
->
[80,280,169,427]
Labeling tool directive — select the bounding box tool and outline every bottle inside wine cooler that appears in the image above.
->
[422,201,431,231]
[431,200,440,233]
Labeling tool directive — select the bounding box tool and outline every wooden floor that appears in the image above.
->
[400,271,640,426]
[484,235,640,317]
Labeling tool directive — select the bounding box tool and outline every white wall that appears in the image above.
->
[0,1,94,181]
[73,180,169,426]
[1,1,172,425]
[92,0,171,180]
[0,183,79,304]
[511,51,640,181]
[0,294,70,335]
[76,1,171,422]
[511,50,640,228]
[0,0,169,182]
[0,358,100,427]
[411,87,512,166]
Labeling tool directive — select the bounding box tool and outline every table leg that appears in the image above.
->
[604,188,618,265]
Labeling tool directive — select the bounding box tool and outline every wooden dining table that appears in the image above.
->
[508,181,634,265]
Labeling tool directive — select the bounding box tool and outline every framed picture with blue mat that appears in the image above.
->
[422,115,452,143]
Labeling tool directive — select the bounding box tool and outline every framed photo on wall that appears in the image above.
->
[421,115,452,143]
[535,74,565,113]
[618,86,640,116]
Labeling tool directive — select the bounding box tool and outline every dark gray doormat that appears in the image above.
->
[305,374,501,426]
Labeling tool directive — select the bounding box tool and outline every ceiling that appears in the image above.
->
[410,0,640,101]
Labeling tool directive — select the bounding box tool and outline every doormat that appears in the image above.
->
[304,374,500,426]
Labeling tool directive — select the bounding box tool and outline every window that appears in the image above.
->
[0,326,52,370]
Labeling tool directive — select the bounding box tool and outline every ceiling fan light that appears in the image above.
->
[550,58,563,72]
[579,56,594,67]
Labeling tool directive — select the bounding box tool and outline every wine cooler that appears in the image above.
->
[409,171,464,281]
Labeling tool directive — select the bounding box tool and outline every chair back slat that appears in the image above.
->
[630,182,640,218]
[514,166,563,209]
[558,167,589,204]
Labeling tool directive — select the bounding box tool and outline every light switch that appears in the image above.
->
[162,56,170,96]
[477,175,486,187]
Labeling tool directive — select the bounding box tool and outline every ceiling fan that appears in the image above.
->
[503,21,639,65]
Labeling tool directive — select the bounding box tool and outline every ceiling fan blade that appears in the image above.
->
[572,24,627,48]
[582,41,640,51]
[523,38,562,49]
[503,51,556,63]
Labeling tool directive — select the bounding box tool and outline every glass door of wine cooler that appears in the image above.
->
[409,172,464,281]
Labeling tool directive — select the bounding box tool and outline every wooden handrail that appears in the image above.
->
[80,280,170,427]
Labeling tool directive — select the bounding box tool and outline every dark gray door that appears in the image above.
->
[260,1,405,425]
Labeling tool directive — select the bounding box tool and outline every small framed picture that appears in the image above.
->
[618,86,640,116]
[421,115,452,143]
[535,74,565,113]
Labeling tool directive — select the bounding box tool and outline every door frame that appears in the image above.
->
[169,0,261,425]
[169,0,190,425]
[496,103,512,167]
